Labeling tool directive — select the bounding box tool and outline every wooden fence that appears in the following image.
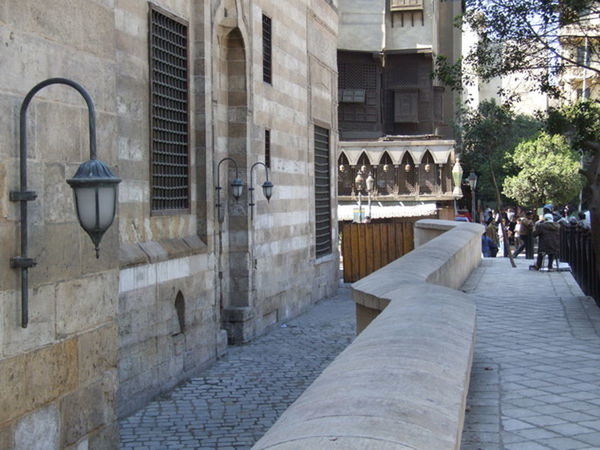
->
[341,220,420,283]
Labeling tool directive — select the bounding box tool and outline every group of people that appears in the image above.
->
[480,205,591,271]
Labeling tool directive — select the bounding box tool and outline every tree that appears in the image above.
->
[436,0,600,98]
[436,0,600,276]
[503,132,584,207]
[459,100,542,203]
[460,99,518,266]
[545,100,600,278]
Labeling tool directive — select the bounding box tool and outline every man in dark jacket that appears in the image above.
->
[513,211,534,258]
[530,213,561,271]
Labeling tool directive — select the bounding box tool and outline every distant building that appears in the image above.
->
[559,13,600,102]
[336,0,463,220]
[462,26,550,115]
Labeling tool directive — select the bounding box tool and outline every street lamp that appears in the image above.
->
[215,157,244,223]
[452,158,464,199]
[354,171,364,222]
[366,173,375,219]
[467,171,478,222]
[10,78,121,328]
[249,161,273,220]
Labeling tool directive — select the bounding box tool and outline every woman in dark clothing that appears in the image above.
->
[530,214,561,271]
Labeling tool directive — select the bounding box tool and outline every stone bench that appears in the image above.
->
[253,219,484,449]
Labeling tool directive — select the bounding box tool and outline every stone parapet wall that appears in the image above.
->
[253,220,483,449]
[0,0,120,446]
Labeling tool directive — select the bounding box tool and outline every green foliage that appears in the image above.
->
[434,0,600,98]
[503,132,584,207]
[546,99,600,151]
[459,100,543,204]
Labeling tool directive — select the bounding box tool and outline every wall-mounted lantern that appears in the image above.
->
[10,78,121,328]
[365,174,375,193]
[354,172,364,189]
[452,157,464,198]
[248,161,273,220]
[215,157,244,223]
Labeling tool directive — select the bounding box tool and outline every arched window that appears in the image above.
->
[377,152,396,196]
[399,152,416,195]
[338,153,353,196]
[173,291,185,335]
[354,152,371,195]
[419,151,436,195]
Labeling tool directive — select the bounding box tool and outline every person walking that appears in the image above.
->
[530,213,561,271]
[513,211,534,258]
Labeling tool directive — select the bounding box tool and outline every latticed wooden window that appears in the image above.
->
[314,127,331,258]
[149,5,190,213]
[390,0,423,11]
[263,14,272,84]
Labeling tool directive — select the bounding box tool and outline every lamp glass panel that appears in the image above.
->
[263,184,273,200]
[98,186,116,229]
[74,186,98,231]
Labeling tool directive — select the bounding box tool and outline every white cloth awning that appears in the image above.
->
[338,202,438,221]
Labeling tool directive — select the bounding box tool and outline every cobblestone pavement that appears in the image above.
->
[119,287,355,449]
[462,257,600,450]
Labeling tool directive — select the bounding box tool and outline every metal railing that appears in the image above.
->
[560,224,600,306]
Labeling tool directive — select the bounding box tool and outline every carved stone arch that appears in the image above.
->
[419,150,437,195]
[354,152,372,195]
[377,152,396,196]
[213,10,253,343]
[441,153,453,194]
[338,153,352,196]
[399,152,416,195]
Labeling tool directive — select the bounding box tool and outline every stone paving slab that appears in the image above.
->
[461,257,600,450]
[119,288,355,449]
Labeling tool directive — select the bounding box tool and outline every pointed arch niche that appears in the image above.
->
[399,152,416,195]
[217,26,250,311]
[419,150,437,195]
[354,152,372,195]
[377,152,396,196]
[338,153,353,196]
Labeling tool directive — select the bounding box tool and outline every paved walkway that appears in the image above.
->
[462,257,600,450]
[119,288,355,449]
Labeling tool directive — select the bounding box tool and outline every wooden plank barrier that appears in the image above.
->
[341,219,427,282]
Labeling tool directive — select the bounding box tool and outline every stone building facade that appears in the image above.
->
[0,0,339,447]
[336,0,461,218]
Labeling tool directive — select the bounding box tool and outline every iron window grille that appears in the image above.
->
[314,126,332,258]
[265,129,271,168]
[149,5,190,213]
[263,14,272,84]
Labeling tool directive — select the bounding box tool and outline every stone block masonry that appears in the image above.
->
[119,288,355,449]
[1,0,340,446]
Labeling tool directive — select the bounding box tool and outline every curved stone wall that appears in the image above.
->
[253,220,484,449]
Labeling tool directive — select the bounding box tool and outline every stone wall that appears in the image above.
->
[0,0,120,447]
[211,0,339,343]
[114,0,223,419]
[1,0,340,443]
[254,220,483,449]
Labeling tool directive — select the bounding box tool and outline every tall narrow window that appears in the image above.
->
[265,129,271,168]
[149,5,190,213]
[314,126,331,258]
[263,14,272,84]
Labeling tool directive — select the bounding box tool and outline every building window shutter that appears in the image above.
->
[394,90,419,123]
[263,14,272,84]
[149,6,190,213]
[265,129,271,168]
[314,126,331,258]
[390,0,424,11]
